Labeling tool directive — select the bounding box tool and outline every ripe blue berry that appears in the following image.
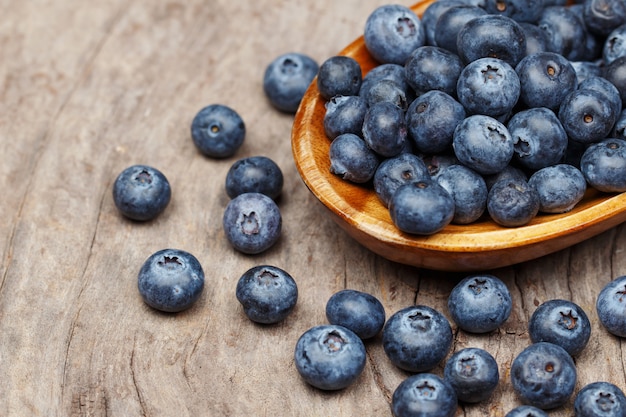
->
[362,101,408,157]
[373,152,429,208]
[137,249,205,313]
[263,52,318,113]
[235,265,297,324]
[112,164,171,221]
[316,55,362,100]
[190,104,245,158]
[510,342,577,410]
[528,164,587,214]
[225,156,284,200]
[382,305,453,373]
[596,275,626,337]
[222,192,282,254]
[574,381,626,417]
[323,95,367,140]
[487,178,540,227]
[505,405,549,417]
[404,46,463,96]
[443,347,499,403]
[528,299,591,357]
[325,289,386,340]
[580,138,626,193]
[294,324,366,390]
[392,373,458,417]
[447,274,512,333]
[436,164,488,225]
[434,5,487,56]
[558,88,618,145]
[329,133,379,184]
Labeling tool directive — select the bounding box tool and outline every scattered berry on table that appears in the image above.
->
[596,275,626,337]
[190,104,245,158]
[137,249,205,313]
[112,164,171,221]
[225,156,284,200]
[391,373,458,417]
[325,289,386,340]
[504,405,549,417]
[263,52,318,113]
[443,347,499,403]
[574,381,626,417]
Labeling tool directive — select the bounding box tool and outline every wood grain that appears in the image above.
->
[0,1,624,416]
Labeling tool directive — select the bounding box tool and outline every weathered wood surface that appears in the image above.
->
[1,1,625,416]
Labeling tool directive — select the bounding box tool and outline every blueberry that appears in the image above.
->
[225,156,283,200]
[487,178,540,227]
[559,88,618,145]
[359,63,412,103]
[112,164,171,221]
[363,4,425,65]
[570,60,603,84]
[507,107,568,171]
[392,373,458,417]
[528,164,587,213]
[515,51,578,111]
[362,79,408,110]
[190,104,245,158]
[325,289,386,340]
[137,249,204,313]
[596,275,626,337]
[580,138,626,192]
[323,95,367,140]
[421,0,465,46]
[329,133,379,183]
[528,299,591,357]
[583,0,626,38]
[406,90,466,155]
[482,0,545,23]
[505,405,549,417]
[263,52,318,113]
[316,55,362,101]
[373,153,429,208]
[519,23,550,56]
[434,5,488,56]
[484,164,528,191]
[612,109,626,139]
[222,192,282,254]
[362,101,407,157]
[604,23,626,65]
[574,381,626,417]
[389,180,455,236]
[448,274,512,333]
[538,5,589,61]
[382,305,453,373]
[603,55,626,106]
[424,153,461,181]
[457,15,527,67]
[436,164,488,224]
[579,76,623,119]
[510,342,577,410]
[452,115,515,176]
[404,46,464,97]
[443,347,499,403]
[294,324,366,390]
[235,265,297,324]
[457,57,521,117]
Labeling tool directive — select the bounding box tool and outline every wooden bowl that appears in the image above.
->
[291,0,626,272]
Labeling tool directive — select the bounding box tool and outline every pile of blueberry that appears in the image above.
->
[323,0,626,235]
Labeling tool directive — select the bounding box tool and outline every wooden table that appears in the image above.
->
[2,1,625,416]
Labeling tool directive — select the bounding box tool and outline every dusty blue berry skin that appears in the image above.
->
[612,109,626,139]
[596,275,626,337]
[222,192,281,254]
[538,5,589,61]
[138,249,205,313]
[404,46,464,96]
[317,55,362,101]
[436,164,487,224]
[580,138,626,192]
[457,15,527,67]
[510,342,577,410]
[604,24,626,65]
[484,165,527,190]
[574,381,626,417]
[448,274,512,333]
[443,347,499,403]
[453,115,514,175]
[112,164,171,221]
[383,305,453,373]
[235,265,297,324]
[225,156,283,200]
[363,79,409,110]
[528,299,591,357]
[263,52,318,113]
[508,107,568,171]
[373,153,429,208]
[435,5,488,56]
[457,57,521,117]
[505,405,549,417]
[603,55,626,105]
[406,90,465,155]
[329,133,379,183]
[583,0,626,37]
[364,4,425,65]
[559,88,618,145]
[579,76,623,118]
[528,164,586,213]
[519,23,550,56]
[570,61,603,84]
[424,154,460,181]
[392,373,458,417]
[191,104,245,158]
[488,178,540,227]
[483,0,545,23]
[421,0,465,46]
[389,180,455,236]
[325,289,386,340]
[323,95,367,140]
[294,324,366,390]
[515,52,577,111]
[360,63,412,103]
[362,101,407,157]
